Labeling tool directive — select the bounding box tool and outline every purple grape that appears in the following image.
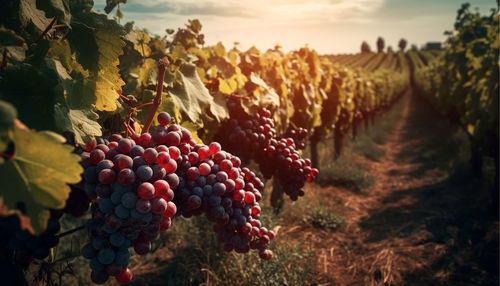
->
[98,198,114,213]
[118,168,136,186]
[213,182,226,196]
[97,248,115,265]
[136,199,152,214]
[110,189,128,205]
[130,145,145,157]
[157,112,171,125]
[136,165,153,181]
[109,232,125,247]
[114,249,130,266]
[90,257,105,271]
[96,159,114,173]
[121,192,138,209]
[115,204,130,219]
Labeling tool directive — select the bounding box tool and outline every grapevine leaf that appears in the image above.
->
[104,0,127,14]
[36,0,71,26]
[92,31,124,111]
[133,30,151,57]
[0,27,27,49]
[187,19,202,34]
[0,64,59,131]
[218,77,238,95]
[168,63,214,126]
[19,0,52,32]
[0,100,17,131]
[208,56,236,79]
[69,13,125,111]
[209,92,229,122]
[249,74,279,108]
[170,45,187,63]
[0,125,82,234]
[134,58,157,87]
[43,58,102,145]
[0,100,17,152]
[5,46,26,62]
[54,106,102,146]
[214,42,226,57]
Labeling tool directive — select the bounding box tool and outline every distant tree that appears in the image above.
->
[361,41,371,53]
[376,37,385,53]
[398,38,407,51]
[410,44,418,51]
[387,46,394,53]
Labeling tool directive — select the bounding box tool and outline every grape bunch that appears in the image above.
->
[80,115,179,284]
[216,100,276,162]
[7,209,63,266]
[256,138,318,200]
[217,99,318,201]
[172,140,274,258]
[284,127,308,150]
[80,111,274,284]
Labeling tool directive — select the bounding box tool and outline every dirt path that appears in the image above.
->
[281,90,499,286]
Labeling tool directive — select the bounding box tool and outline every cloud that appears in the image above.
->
[92,0,387,53]
[118,1,258,18]
[105,0,384,21]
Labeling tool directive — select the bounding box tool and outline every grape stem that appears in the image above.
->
[135,102,154,110]
[35,16,57,44]
[123,119,135,137]
[56,225,85,238]
[142,56,169,133]
[119,94,132,105]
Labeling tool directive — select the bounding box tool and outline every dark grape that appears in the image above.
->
[157,112,171,126]
[80,111,275,285]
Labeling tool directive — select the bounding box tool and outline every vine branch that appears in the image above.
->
[142,56,169,133]
[35,17,57,44]
[55,225,85,239]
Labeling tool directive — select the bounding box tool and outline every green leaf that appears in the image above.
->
[0,100,17,131]
[104,0,127,14]
[187,19,202,34]
[36,0,71,26]
[0,28,27,49]
[46,40,72,71]
[208,92,229,123]
[43,58,102,146]
[19,0,52,32]
[133,30,151,57]
[0,64,59,131]
[69,13,125,111]
[218,77,238,95]
[168,63,214,126]
[0,100,17,152]
[214,42,226,57]
[54,106,102,146]
[0,126,82,234]
[208,56,236,79]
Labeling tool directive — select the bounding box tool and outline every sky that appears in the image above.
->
[93,0,497,54]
